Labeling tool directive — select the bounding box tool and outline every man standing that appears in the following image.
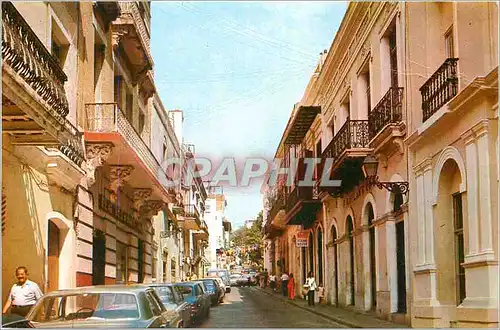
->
[280,271,289,297]
[2,266,43,317]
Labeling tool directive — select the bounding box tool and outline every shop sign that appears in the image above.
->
[296,231,308,247]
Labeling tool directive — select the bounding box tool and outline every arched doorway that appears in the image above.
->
[435,159,465,307]
[331,225,338,306]
[367,203,376,309]
[317,227,323,285]
[346,216,355,306]
[308,232,314,274]
[47,220,60,292]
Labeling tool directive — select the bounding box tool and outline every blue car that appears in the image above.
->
[173,282,210,324]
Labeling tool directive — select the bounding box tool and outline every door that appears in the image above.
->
[47,220,60,292]
[396,221,406,312]
[92,230,106,285]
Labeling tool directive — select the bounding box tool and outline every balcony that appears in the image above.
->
[368,87,405,155]
[112,2,153,83]
[93,2,120,29]
[319,119,371,197]
[263,220,285,239]
[98,194,142,233]
[85,102,175,203]
[2,2,85,167]
[284,105,321,145]
[267,190,286,228]
[420,58,459,122]
[178,204,201,230]
[284,186,321,229]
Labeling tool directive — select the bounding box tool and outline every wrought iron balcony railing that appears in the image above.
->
[268,191,285,222]
[285,186,313,213]
[322,119,370,163]
[420,58,459,122]
[86,102,174,196]
[368,87,403,139]
[2,2,69,119]
[184,204,200,220]
[98,194,141,232]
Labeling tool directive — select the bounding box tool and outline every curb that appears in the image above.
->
[255,287,362,328]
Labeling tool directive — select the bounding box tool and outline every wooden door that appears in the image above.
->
[48,220,60,292]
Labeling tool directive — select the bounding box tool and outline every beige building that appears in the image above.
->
[2,1,210,300]
[263,1,498,328]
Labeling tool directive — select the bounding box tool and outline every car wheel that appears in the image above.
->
[178,321,184,328]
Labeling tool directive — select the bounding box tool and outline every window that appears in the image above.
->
[116,241,128,284]
[453,193,465,305]
[51,19,69,65]
[389,24,398,87]
[366,71,371,112]
[445,27,454,58]
[145,291,162,316]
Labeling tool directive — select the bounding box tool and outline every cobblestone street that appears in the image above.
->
[200,287,346,328]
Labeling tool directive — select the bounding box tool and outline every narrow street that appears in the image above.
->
[200,287,346,328]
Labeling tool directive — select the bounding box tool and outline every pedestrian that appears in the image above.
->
[2,266,43,317]
[318,282,325,304]
[269,273,277,293]
[280,271,289,297]
[262,268,268,289]
[287,273,295,300]
[304,271,318,306]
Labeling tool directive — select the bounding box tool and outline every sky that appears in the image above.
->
[151,1,348,229]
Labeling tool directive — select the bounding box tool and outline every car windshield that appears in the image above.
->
[202,280,215,288]
[29,293,139,323]
[152,287,177,310]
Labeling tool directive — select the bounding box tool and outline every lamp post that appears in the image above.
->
[362,155,409,195]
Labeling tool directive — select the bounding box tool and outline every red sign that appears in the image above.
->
[296,231,308,247]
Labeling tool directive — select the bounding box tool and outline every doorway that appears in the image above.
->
[92,229,106,285]
[47,220,60,292]
[317,228,323,285]
[367,203,376,309]
[331,225,338,306]
[394,193,406,313]
[347,216,355,306]
[308,232,314,274]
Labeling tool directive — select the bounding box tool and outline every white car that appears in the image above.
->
[213,277,227,296]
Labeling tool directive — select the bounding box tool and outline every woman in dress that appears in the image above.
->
[287,273,295,300]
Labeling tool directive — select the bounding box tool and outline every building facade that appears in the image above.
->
[2,1,211,300]
[263,2,498,328]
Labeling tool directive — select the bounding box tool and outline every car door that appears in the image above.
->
[145,290,170,328]
[199,283,210,311]
[172,286,190,326]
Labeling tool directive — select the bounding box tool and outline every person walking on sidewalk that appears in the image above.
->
[269,273,277,293]
[280,271,289,297]
[287,273,295,300]
[304,271,318,306]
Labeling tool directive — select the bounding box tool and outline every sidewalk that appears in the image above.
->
[255,287,407,328]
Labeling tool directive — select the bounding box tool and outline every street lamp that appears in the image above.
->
[362,155,409,195]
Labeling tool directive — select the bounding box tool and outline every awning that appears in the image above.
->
[284,106,321,145]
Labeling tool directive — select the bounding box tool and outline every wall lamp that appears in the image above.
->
[362,155,409,195]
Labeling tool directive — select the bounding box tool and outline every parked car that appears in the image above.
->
[236,274,251,286]
[173,282,210,325]
[206,269,231,292]
[2,314,35,328]
[199,278,223,306]
[144,284,191,328]
[25,285,182,328]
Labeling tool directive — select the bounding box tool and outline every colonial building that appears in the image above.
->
[204,185,228,270]
[2,1,86,295]
[2,1,211,299]
[263,1,498,328]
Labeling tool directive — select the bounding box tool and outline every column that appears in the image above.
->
[415,173,426,265]
[462,130,480,258]
[423,166,435,265]
[474,123,494,256]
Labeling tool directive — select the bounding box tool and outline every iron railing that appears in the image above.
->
[420,58,459,122]
[285,186,313,213]
[322,119,370,163]
[184,204,200,220]
[98,194,141,232]
[2,2,69,118]
[85,102,174,196]
[368,87,404,139]
[268,191,285,222]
